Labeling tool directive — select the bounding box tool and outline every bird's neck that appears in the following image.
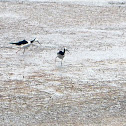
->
[63,48,65,54]
[31,38,36,43]
[28,41,32,44]
[30,41,34,43]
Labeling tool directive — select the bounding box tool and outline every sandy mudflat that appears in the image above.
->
[0,1,126,126]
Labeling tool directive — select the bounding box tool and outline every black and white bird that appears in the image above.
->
[55,48,69,65]
[10,38,40,54]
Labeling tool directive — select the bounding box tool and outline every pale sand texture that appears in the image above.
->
[0,1,126,126]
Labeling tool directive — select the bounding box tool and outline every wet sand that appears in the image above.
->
[0,1,126,125]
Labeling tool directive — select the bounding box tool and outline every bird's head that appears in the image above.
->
[64,48,69,53]
[31,38,41,45]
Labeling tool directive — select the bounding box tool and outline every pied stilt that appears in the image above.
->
[10,38,40,54]
[55,48,69,65]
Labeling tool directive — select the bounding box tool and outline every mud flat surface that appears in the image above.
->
[0,1,126,125]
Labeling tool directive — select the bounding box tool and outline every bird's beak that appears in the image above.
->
[66,49,70,53]
[36,41,41,45]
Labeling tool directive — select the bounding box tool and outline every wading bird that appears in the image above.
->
[55,48,69,65]
[10,38,40,54]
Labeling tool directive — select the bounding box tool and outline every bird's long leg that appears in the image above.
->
[23,48,25,54]
[16,48,21,53]
[61,59,63,66]
[55,56,58,62]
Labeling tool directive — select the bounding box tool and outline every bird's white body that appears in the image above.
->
[21,41,31,49]
[18,41,32,54]
[57,53,65,60]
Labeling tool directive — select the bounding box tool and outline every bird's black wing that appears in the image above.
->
[57,51,64,55]
[10,40,28,45]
